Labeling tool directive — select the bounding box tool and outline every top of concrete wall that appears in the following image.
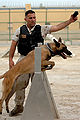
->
[0,6,80,10]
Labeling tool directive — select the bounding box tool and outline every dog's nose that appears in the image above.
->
[68,51,72,55]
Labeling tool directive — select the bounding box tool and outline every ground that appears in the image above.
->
[0,43,80,120]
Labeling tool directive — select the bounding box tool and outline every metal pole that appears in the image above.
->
[45,8,47,25]
[9,8,11,41]
[67,26,69,41]
[66,26,72,44]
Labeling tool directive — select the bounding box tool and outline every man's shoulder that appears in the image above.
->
[36,24,52,29]
[41,25,52,28]
[20,25,26,29]
[16,27,20,32]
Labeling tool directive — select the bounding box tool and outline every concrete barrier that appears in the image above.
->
[21,47,59,120]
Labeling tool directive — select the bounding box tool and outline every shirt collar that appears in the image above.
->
[26,25,36,34]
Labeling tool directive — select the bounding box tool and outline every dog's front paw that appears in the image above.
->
[46,65,53,70]
[41,65,53,71]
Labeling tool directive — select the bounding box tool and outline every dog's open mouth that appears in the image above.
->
[60,52,67,59]
[58,46,72,59]
[60,50,72,59]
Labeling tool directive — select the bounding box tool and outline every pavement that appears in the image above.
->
[0,43,80,120]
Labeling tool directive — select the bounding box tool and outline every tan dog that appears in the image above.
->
[0,38,72,114]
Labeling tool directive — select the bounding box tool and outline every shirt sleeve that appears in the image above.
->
[12,27,20,42]
[41,25,52,39]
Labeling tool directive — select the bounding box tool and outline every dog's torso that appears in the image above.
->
[2,44,51,93]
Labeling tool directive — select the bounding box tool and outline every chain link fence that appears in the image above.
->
[0,7,80,44]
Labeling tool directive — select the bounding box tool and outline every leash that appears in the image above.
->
[46,43,56,57]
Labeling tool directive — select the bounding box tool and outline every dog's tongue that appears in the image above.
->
[61,53,67,59]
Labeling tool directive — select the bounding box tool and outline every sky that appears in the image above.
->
[0,0,80,7]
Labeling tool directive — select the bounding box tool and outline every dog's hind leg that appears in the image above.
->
[0,89,8,114]
[0,99,3,114]
[0,78,9,114]
[5,75,20,113]
[0,76,17,114]
[0,82,11,114]
[5,85,16,113]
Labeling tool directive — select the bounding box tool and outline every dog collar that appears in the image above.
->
[46,43,55,57]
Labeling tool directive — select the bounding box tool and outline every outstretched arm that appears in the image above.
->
[50,14,78,32]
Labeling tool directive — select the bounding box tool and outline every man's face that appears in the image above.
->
[24,13,36,29]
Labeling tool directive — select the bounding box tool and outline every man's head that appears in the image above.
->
[24,10,36,29]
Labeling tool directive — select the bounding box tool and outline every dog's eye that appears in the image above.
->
[63,46,67,49]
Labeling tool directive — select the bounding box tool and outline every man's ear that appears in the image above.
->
[24,18,26,21]
[53,39,60,48]
[58,37,62,43]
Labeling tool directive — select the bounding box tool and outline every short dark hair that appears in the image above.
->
[25,10,35,16]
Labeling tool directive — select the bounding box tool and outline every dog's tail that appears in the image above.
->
[0,74,4,79]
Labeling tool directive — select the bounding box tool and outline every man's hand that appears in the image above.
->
[72,11,78,18]
[9,40,17,69]
[69,11,78,23]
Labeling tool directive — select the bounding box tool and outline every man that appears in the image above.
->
[9,10,77,116]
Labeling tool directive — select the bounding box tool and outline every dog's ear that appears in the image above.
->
[58,37,62,43]
[53,39,60,48]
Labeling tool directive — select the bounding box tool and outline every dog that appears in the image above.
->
[0,38,72,114]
